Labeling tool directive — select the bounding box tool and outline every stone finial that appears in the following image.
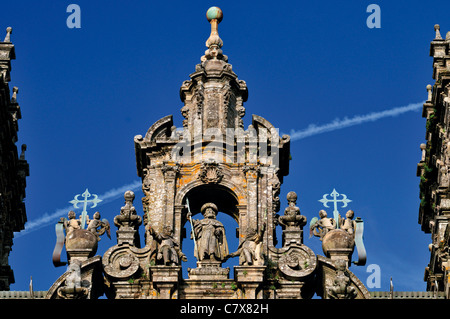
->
[420,143,427,162]
[11,86,18,102]
[20,144,27,160]
[427,84,432,101]
[113,190,142,246]
[434,24,442,40]
[3,27,12,42]
[114,190,142,228]
[205,7,223,49]
[277,191,307,246]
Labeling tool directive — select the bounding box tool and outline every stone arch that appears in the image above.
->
[174,179,247,223]
[174,180,245,278]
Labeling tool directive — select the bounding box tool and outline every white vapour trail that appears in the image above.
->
[289,101,425,141]
[15,102,425,238]
[15,180,142,238]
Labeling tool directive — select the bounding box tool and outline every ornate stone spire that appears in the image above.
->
[3,27,12,43]
[203,7,224,61]
[434,24,443,40]
[179,7,248,140]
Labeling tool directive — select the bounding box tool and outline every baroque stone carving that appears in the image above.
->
[229,223,265,266]
[103,246,140,280]
[310,210,336,240]
[326,259,357,299]
[188,202,229,262]
[44,6,372,300]
[56,260,89,299]
[277,245,317,279]
[161,162,180,179]
[64,210,81,235]
[86,211,111,241]
[141,171,153,214]
[271,179,281,213]
[198,161,223,184]
[339,210,356,236]
[114,191,142,229]
[277,191,306,230]
[148,225,187,266]
[113,191,142,247]
[310,207,366,266]
[195,81,204,117]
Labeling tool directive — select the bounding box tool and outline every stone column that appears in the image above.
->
[150,266,182,299]
[161,163,179,232]
[234,266,266,299]
[244,165,259,231]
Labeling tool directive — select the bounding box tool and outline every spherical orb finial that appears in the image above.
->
[206,6,223,23]
[286,191,297,202]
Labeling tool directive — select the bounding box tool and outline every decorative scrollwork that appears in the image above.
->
[278,246,316,279]
[103,246,140,280]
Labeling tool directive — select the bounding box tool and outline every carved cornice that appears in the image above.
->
[161,162,180,180]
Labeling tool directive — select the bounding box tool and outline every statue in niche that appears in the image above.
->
[277,191,307,230]
[187,202,229,262]
[148,225,187,266]
[228,223,265,266]
[309,210,336,240]
[86,211,111,241]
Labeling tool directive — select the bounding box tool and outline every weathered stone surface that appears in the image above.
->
[46,256,104,299]
[418,24,450,297]
[316,256,370,299]
[46,7,370,300]
[321,229,354,264]
[65,229,98,262]
[0,27,29,291]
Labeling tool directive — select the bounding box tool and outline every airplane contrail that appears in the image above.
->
[14,180,142,238]
[16,101,425,238]
[289,101,424,141]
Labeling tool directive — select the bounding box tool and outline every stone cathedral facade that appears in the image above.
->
[4,7,450,301]
[418,24,450,299]
[0,27,29,291]
[45,7,371,300]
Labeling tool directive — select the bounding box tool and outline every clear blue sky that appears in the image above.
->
[2,0,446,294]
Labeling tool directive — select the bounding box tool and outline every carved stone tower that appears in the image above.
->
[47,7,370,300]
[134,7,290,243]
[418,24,450,298]
[0,27,29,291]
[133,6,291,298]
